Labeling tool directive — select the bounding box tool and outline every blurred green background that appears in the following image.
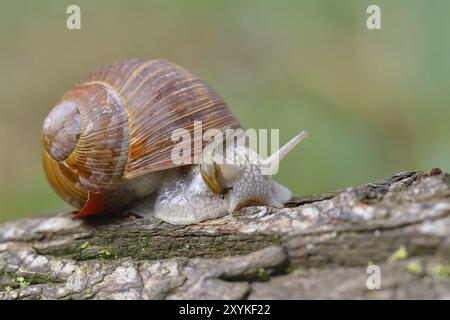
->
[1,0,449,222]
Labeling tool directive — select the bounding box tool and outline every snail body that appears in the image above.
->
[42,59,307,225]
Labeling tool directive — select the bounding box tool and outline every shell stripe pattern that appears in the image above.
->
[82,59,241,179]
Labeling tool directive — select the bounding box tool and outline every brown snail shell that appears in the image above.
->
[42,59,240,216]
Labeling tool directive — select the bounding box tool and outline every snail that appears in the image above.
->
[42,59,308,225]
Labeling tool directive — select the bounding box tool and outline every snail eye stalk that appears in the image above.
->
[200,162,225,195]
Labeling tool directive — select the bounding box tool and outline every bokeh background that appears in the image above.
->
[1,0,449,222]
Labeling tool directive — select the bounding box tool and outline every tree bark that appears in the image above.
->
[1,170,449,299]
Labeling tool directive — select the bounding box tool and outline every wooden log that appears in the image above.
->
[0,171,449,299]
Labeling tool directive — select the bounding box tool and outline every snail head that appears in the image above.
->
[200,130,308,213]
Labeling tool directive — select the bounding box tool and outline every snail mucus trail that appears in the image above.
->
[42,59,308,225]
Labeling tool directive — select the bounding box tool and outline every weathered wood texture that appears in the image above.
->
[1,171,449,299]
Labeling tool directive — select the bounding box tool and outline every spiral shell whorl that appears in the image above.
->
[42,82,131,209]
[42,101,81,161]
